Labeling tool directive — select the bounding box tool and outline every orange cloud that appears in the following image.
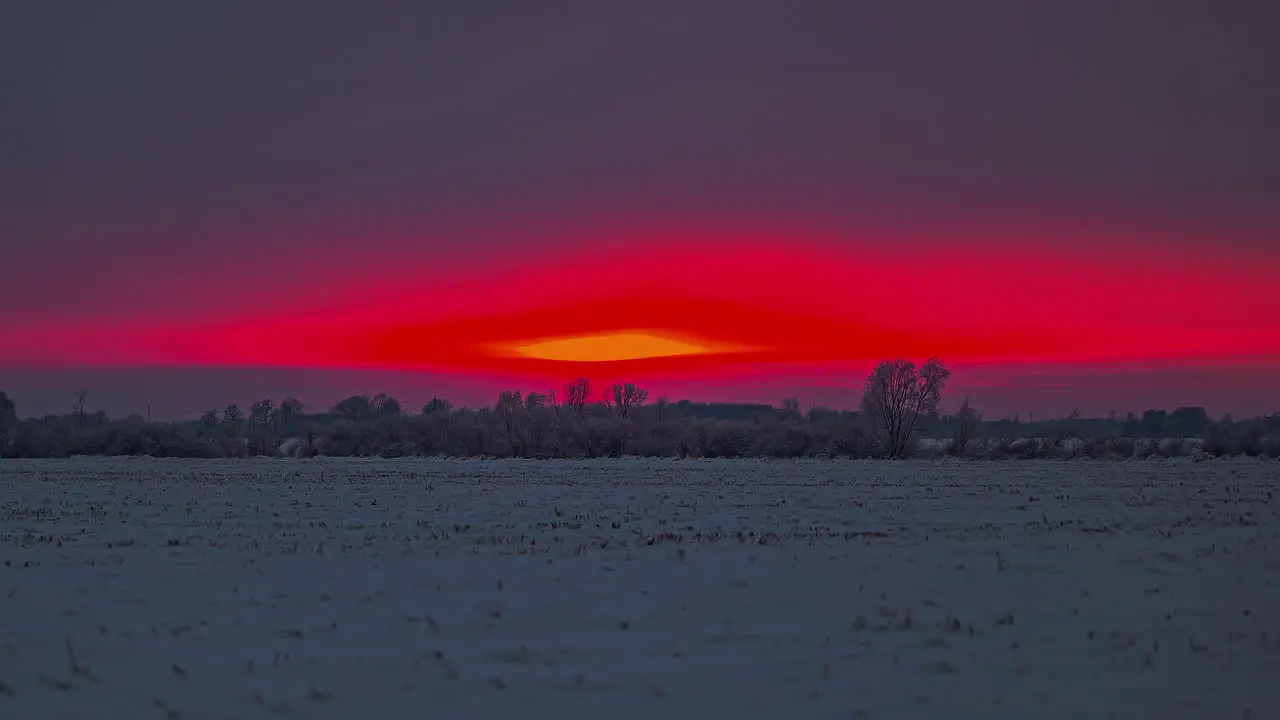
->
[499,331,759,363]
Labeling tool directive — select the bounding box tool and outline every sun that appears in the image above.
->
[502,331,751,363]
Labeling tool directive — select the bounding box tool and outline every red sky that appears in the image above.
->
[4,226,1277,418]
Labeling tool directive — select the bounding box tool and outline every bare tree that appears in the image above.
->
[250,398,275,449]
[199,409,219,435]
[249,399,274,426]
[278,397,304,435]
[860,358,951,458]
[949,397,982,456]
[611,383,648,419]
[72,390,87,431]
[0,391,16,450]
[422,396,452,414]
[779,396,802,422]
[335,395,373,423]
[564,377,591,414]
[223,404,243,436]
[372,393,402,418]
[527,396,557,455]
[496,390,525,455]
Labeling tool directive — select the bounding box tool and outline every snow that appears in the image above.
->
[2,457,1278,719]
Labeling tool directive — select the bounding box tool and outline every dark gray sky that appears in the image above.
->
[2,1,1277,416]
[4,1,1278,312]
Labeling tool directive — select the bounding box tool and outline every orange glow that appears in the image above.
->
[501,331,757,363]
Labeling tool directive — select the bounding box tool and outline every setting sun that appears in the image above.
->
[504,331,751,363]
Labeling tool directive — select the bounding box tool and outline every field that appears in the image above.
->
[2,458,1278,719]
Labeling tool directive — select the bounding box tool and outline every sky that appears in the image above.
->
[2,1,1278,419]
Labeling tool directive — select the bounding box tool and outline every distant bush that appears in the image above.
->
[3,379,1276,462]
[1202,419,1242,457]
[1155,437,1187,459]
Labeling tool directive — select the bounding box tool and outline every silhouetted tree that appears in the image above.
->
[422,396,452,414]
[1203,414,1241,456]
[0,391,16,451]
[372,393,402,417]
[564,377,591,413]
[496,390,525,455]
[223,404,243,436]
[779,397,802,422]
[249,399,274,427]
[611,383,648,419]
[949,397,982,456]
[654,396,670,423]
[1169,406,1211,437]
[860,357,951,458]
[1140,409,1168,437]
[277,397,304,435]
[335,395,373,423]
[527,396,557,455]
[249,398,275,450]
[72,390,87,431]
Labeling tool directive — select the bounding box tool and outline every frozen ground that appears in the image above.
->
[2,458,1278,720]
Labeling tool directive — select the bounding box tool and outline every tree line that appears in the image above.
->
[2,359,1277,460]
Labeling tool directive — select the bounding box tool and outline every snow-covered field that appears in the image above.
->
[2,458,1278,719]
